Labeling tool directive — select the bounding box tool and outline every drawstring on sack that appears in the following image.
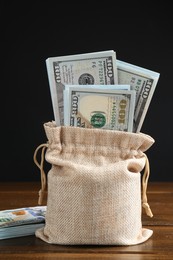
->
[142,154,153,218]
[33,143,48,205]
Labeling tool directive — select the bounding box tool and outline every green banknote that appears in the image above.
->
[64,86,136,132]
[46,50,118,126]
[117,59,160,132]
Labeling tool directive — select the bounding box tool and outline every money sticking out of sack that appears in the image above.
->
[63,85,136,132]
[45,50,160,132]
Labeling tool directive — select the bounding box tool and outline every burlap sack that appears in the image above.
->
[34,121,155,245]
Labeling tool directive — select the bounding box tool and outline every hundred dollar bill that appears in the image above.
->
[0,206,46,228]
[64,84,131,126]
[46,50,118,126]
[117,59,160,132]
[64,86,136,132]
[0,206,46,240]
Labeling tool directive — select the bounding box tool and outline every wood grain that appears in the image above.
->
[0,182,173,259]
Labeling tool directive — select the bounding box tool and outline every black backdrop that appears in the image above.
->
[1,2,172,182]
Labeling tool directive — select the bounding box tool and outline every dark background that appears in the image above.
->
[1,2,172,182]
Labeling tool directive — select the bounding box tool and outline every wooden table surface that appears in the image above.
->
[0,182,173,259]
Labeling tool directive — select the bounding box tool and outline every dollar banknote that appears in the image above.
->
[117,59,160,132]
[0,206,46,240]
[46,50,118,126]
[64,84,131,127]
[64,86,136,132]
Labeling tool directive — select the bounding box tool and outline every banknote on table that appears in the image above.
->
[0,206,46,239]
[46,50,118,126]
[0,223,45,240]
[64,86,136,132]
[117,59,160,132]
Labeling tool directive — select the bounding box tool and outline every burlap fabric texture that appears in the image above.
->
[34,121,155,245]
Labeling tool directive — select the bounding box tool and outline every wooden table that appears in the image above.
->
[0,182,173,259]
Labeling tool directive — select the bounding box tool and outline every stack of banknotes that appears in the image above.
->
[46,50,160,132]
[0,206,46,239]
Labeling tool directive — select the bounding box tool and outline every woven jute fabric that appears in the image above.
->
[35,121,155,245]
